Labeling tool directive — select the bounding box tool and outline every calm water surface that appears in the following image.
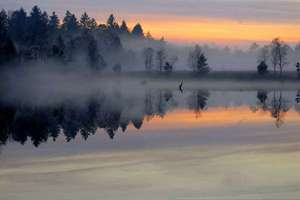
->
[1,88,300,200]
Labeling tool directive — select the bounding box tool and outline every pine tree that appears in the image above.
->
[0,9,8,42]
[89,18,97,30]
[0,37,17,66]
[88,38,106,70]
[143,47,154,71]
[28,6,49,46]
[49,12,59,34]
[188,45,210,74]
[62,11,79,34]
[120,20,129,34]
[131,23,144,37]
[156,47,166,72]
[0,9,14,66]
[80,12,90,30]
[8,8,27,45]
[197,54,209,73]
[107,14,115,28]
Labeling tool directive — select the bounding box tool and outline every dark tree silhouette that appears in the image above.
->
[188,90,210,117]
[49,12,59,35]
[163,62,173,73]
[120,20,129,35]
[256,90,268,110]
[143,47,154,71]
[131,23,144,37]
[257,61,268,75]
[0,10,17,66]
[296,62,300,78]
[270,38,288,75]
[80,12,97,30]
[88,38,106,70]
[27,6,49,46]
[188,45,210,74]
[107,14,115,28]
[51,35,65,61]
[62,10,79,34]
[0,9,8,42]
[156,47,166,72]
[8,8,27,45]
[0,6,165,70]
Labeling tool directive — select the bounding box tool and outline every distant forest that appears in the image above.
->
[0,6,167,71]
[1,6,300,76]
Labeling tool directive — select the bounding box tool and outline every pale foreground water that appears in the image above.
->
[1,87,300,200]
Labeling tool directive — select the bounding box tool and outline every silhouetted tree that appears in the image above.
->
[62,10,79,34]
[296,62,300,78]
[257,61,268,75]
[107,14,115,28]
[88,38,106,70]
[106,14,119,33]
[0,9,8,42]
[120,20,129,35]
[0,37,17,66]
[270,91,288,127]
[271,38,289,75]
[156,47,166,72]
[27,6,49,46]
[80,12,96,30]
[296,90,300,104]
[8,8,27,45]
[49,12,59,35]
[188,90,210,117]
[80,12,90,29]
[143,47,154,71]
[0,10,17,65]
[51,35,65,61]
[163,62,173,73]
[131,23,144,37]
[146,32,153,40]
[257,90,268,110]
[188,45,210,74]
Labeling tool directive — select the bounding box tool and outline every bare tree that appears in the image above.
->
[270,38,289,75]
[143,47,154,71]
[156,47,166,72]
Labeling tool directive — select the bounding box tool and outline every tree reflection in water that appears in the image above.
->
[0,89,299,147]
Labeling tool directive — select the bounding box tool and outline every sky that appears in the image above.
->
[2,0,300,46]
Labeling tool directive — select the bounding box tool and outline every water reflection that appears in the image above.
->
[1,89,300,147]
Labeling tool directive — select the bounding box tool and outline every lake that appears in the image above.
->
[1,83,300,200]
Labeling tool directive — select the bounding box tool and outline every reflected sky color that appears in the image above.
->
[1,104,300,199]
[2,0,300,45]
[134,107,300,131]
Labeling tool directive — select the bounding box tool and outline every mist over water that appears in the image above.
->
[1,74,300,199]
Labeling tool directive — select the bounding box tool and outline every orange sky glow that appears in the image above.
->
[128,106,300,131]
[127,17,300,46]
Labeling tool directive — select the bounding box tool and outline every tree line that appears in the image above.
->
[256,38,300,77]
[0,6,155,70]
[142,44,209,74]
[1,6,300,76]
